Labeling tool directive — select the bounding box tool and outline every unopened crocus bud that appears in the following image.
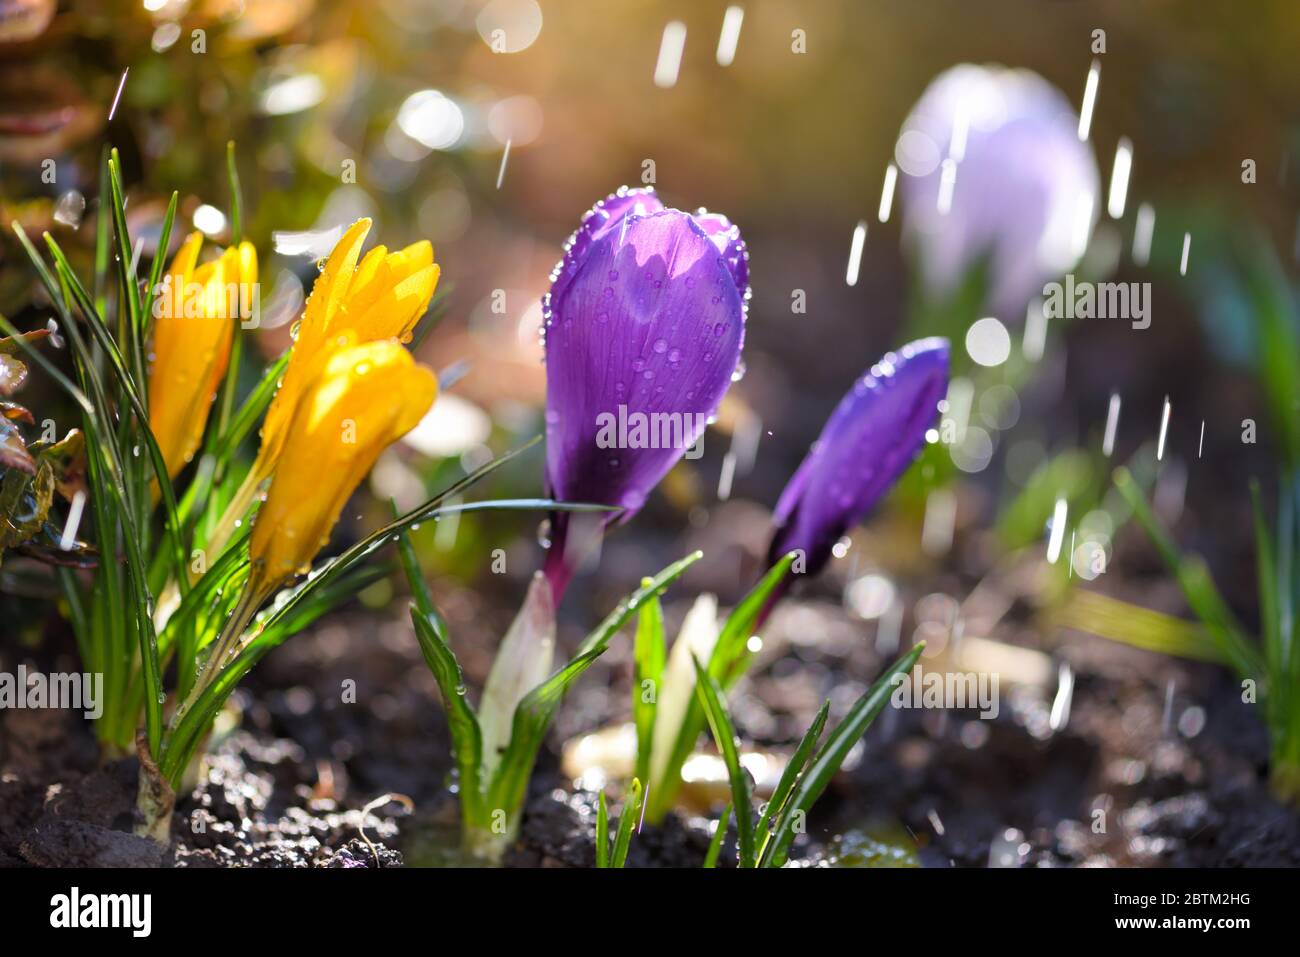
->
[898,64,1099,318]
[767,338,950,581]
[248,337,437,594]
[148,231,258,479]
[542,187,749,599]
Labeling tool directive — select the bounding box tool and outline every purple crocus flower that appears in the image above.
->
[898,64,1099,319]
[542,186,749,599]
[766,338,950,582]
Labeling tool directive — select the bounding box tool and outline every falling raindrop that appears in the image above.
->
[52,191,86,229]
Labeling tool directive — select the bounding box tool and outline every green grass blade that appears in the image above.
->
[397,527,483,820]
[226,141,243,245]
[1279,473,1297,677]
[1115,467,1262,678]
[633,592,665,786]
[756,701,829,862]
[487,648,604,832]
[1055,589,1228,664]
[647,552,795,822]
[692,656,755,867]
[1252,480,1281,677]
[702,804,731,868]
[94,146,110,311]
[609,778,643,868]
[139,191,177,341]
[763,643,923,868]
[575,551,703,658]
[107,151,144,382]
[46,238,189,593]
[213,351,289,464]
[489,552,702,830]
[595,790,609,868]
[713,550,797,686]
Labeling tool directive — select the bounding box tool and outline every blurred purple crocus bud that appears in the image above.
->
[542,186,749,601]
[898,64,1099,319]
[766,338,950,584]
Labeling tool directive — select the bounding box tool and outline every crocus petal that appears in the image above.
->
[547,186,664,309]
[767,337,950,576]
[345,240,434,322]
[693,212,749,297]
[249,338,437,591]
[258,218,374,470]
[254,220,442,480]
[348,262,440,342]
[148,238,250,480]
[478,572,556,783]
[543,209,745,517]
[899,64,1099,318]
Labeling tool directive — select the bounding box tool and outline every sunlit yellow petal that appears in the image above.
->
[249,338,437,590]
[256,219,372,473]
[348,262,440,342]
[147,243,244,479]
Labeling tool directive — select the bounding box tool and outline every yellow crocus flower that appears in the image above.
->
[147,231,258,480]
[204,219,438,561]
[247,336,438,593]
[256,218,438,479]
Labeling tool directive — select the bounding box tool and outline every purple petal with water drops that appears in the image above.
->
[547,186,664,309]
[767,337,950,578]
[544,208,746,519]
[693,211,750,298]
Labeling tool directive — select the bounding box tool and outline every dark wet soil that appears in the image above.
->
[4,561,1297,868]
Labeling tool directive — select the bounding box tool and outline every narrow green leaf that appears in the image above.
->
[595,790,609,868]
[1253,480,1281,678]
[764,643,923,868]
[1055,588,1228,664]
[397,526,483,821]
[633,592,665,787]
[702,804,731,869]
[756,701,829,862]
[94,146,110,311]
[107,151,144,382]
[249,439,545,636]
[487,648,604,831]
[1115,467,1263,678]
[226,141,243,245]
[692,656,755,867]
[489,552,702,828]
[648,552,795,822]
[576,551,703,658]
[713,550,797,686]
[46,238,189,593]
[610,777,643,868]
[139,191,177,340]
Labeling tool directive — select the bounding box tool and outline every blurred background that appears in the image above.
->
[3,0,1300,866]
[3,0,1299,631]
